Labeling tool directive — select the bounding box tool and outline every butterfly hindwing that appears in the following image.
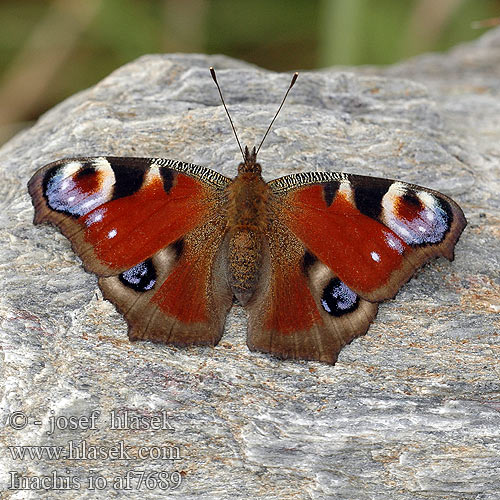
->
[269,172,466,303]
[99,219,233,346]
[29,156,233,345]
[245,219,378,364]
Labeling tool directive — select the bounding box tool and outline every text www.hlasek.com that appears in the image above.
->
[8,440,181,461]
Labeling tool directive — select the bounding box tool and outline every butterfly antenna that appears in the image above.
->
[256,72,298,156]
[210,67,245,162]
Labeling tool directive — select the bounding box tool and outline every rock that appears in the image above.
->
[0,33,498,499]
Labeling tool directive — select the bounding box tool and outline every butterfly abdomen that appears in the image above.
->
[226,172,270,305]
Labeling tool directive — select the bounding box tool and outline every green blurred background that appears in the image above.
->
[1,0,498,145]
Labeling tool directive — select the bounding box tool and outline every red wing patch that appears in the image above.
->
[82,173,208,271]
[284,183,408,296]
[264,261,322,334]
[152,252,210,324]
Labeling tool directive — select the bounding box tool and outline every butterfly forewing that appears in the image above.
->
[268,172,466,303]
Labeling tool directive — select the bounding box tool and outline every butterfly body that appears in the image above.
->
[227,146,269,305]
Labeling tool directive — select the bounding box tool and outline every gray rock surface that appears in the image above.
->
[0,31,499,499]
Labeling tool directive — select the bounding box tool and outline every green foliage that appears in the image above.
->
[206,0,318,69]
[0,3,47,72]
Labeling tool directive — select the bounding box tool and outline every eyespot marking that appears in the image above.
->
[321,278,359,317]
[43,158,115,217]
[119,259,157,292]
[382,185,452,246]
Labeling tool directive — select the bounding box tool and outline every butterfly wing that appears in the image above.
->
[28,156,233,345]
[246,217,378,364]
[245,172,466,364]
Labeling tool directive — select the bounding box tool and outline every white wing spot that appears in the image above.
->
[371,251,381,262]
[107,229,117,239]
[321,298,331,314]
[81,198,99,210]
[397,226,411,238]
[384,231,405,254]
[85,209,105,226]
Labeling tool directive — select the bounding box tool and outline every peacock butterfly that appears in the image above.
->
[28,69,466,364]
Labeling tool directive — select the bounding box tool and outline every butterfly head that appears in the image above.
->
[238,146,261,174]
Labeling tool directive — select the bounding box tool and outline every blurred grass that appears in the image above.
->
[0,0,498,145]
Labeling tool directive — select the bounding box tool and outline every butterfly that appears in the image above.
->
[28,69,466,365]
